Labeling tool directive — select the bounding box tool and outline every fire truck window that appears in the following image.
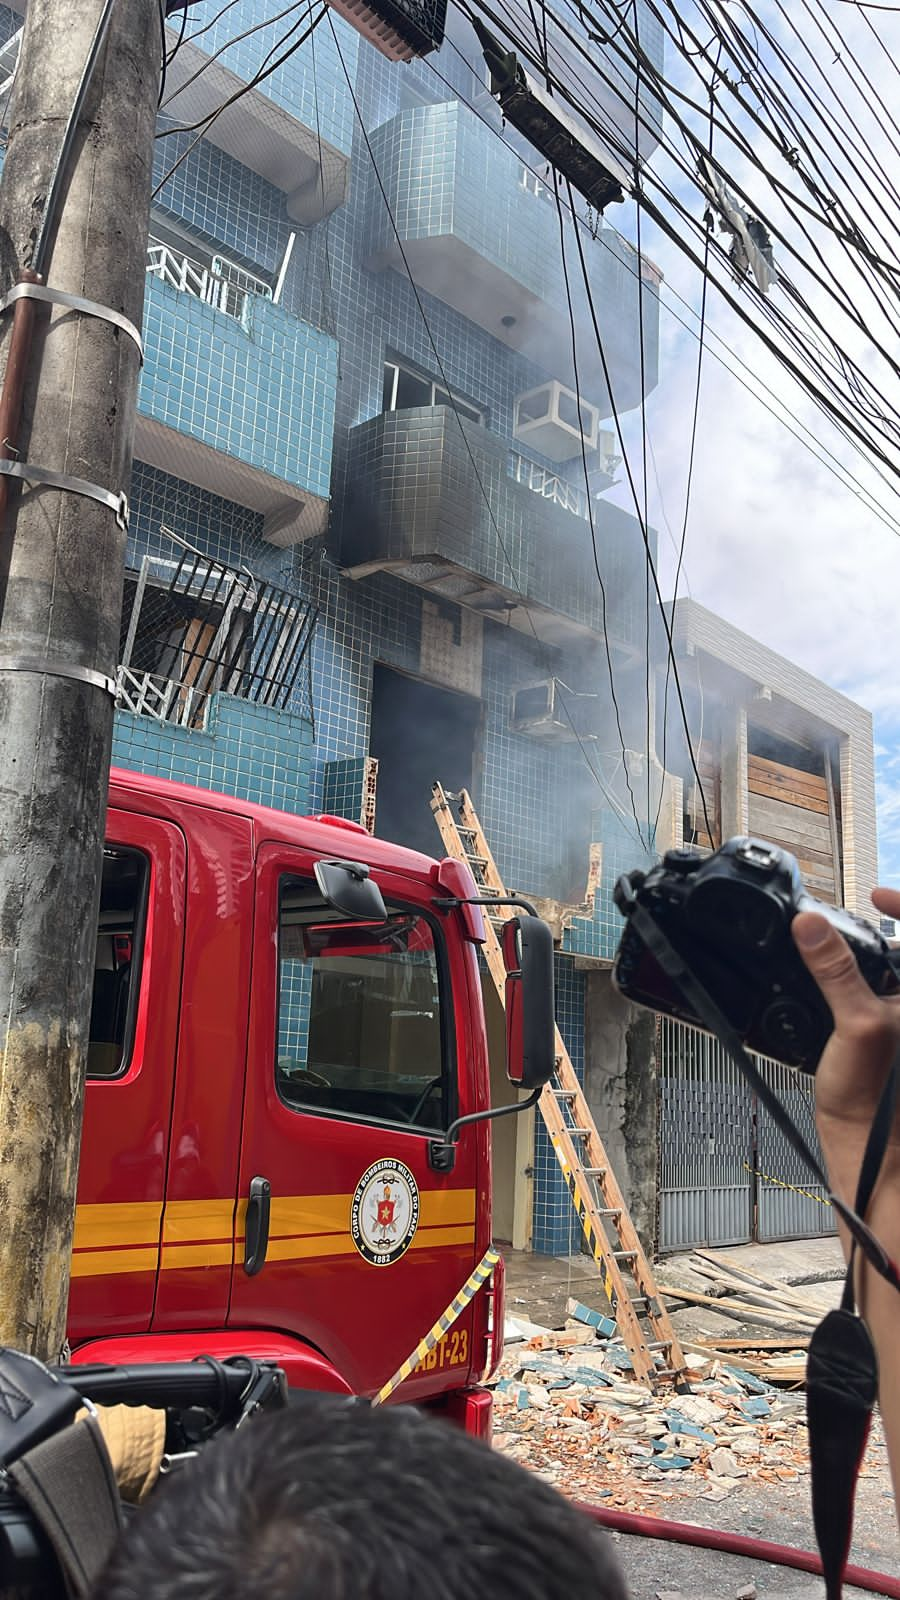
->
[276,878,451,1130]
[87,847,149,1079]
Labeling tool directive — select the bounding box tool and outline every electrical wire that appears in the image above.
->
[158,0,306,114]
[157,0,171,109]
[33,0,119,278]
[152,3,324,200]
[631,0,653,828]
[461,0,900,480]
[522,0,647,842]
[330,13,652,850]
[422,40,900,543]
[551,165,647,847]
[654,37,716,843]
[561,173,716,845]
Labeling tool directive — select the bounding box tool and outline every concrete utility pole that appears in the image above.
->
[0,0,159,1356]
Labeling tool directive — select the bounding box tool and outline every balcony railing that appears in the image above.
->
[509,450,589,519]
[508,449,620,518]
[146,240,272,323]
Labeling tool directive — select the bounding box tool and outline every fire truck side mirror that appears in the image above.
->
[501,916,556,1089]
[314,858,387,923]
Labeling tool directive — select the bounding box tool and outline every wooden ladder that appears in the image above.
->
[431,782,688,1390]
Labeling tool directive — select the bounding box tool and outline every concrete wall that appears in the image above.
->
[583,969,658,1255]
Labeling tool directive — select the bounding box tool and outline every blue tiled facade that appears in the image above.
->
[112,692,314,815]
[140,274,337,494]
[47,0,665,1253]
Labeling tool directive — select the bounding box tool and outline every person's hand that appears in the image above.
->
[792,889,900,1184]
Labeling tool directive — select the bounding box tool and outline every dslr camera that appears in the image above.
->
[613,836,900,1072]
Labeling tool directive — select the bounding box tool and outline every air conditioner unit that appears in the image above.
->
[514,381,600,463]
[511,679,600,742]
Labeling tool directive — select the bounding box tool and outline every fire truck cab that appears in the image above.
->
[69,769,553,1436]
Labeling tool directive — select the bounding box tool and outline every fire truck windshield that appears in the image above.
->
[276,877,453,1131]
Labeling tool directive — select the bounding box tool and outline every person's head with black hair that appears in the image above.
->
[94,1394,628,1600]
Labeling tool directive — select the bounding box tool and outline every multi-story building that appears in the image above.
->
[0,1,875,1259]
[586,600,878,1255]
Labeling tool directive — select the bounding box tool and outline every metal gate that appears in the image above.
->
[755,1058,833,1242]
[657,1019,835,1251]
[657,1018,753,1252]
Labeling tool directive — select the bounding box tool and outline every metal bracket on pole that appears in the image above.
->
[0,283,144,362]
[0,459,129,529]
[0,656,115,696]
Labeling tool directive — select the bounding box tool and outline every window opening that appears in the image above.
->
[276,876,453,1132]
[382,356,484,425]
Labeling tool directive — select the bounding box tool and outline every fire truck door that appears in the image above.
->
[228,841,480,1399]
[69,810,186,1340]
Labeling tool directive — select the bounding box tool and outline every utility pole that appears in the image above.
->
[0,0,160,1357]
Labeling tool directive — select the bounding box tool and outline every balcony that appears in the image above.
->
[136,250,338,546]
[363,101,658,414]
[161,1,358,221]
[339,407,650,650]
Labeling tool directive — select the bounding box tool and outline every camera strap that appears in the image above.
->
[628,901,899,1600]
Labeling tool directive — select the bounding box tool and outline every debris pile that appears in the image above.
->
[491,1300,814,1509]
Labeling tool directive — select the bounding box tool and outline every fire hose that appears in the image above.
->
[576,1503,900,1599]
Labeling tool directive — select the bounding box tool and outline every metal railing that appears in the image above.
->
[509,450,589,518]
[117,539,317,731]
[146,239,272,321]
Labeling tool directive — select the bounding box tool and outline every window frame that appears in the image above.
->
[382,355,485,427]
[274,873,459,1136]
[86,845,151,1082]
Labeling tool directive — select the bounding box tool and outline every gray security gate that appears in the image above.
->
[755,1058,833,1242]
[657,1018,753,1252]
[657,1019,835,1251]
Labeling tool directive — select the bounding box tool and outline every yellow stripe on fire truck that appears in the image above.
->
[372,1245,501,1407]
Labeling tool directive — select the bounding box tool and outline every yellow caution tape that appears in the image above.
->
[371,1245,501,1406]
[743,1161,832,1207]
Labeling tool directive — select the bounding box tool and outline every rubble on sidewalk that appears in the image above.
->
[488,1298,841,1509]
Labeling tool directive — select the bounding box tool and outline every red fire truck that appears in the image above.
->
[66,768,554,1438]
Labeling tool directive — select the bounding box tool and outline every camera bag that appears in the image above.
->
[0,1348,122,1597]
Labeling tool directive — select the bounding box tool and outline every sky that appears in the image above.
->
[599,0,900,888]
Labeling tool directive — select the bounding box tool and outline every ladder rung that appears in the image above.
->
[435,781,686,1391]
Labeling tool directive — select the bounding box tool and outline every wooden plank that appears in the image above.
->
[695,1337,810,1351]
[783,842,839,870]
[748,778,830,815]
[748,794,833,843]
[748,753,827,798]
[661,1284,819,1330]
[691,1253,825,1315]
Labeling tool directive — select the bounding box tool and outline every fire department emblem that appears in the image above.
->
[350,1160,419,1266]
